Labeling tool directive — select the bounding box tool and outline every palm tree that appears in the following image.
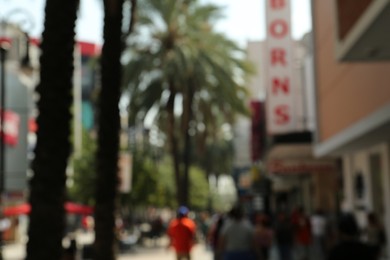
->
[123,0,254,207]
[26,0,79,259]
[93,0,124,259]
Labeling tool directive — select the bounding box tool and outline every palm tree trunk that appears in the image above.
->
[182,80,195,207]
[27,0,79,259]
[167,82,183,205]
[127,0,137,35]
[94,0,124,259]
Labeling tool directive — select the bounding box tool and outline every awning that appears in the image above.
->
[314,103,390,157]
[3,202,94,217]
[266,144,337,174]
[266,144,313,160]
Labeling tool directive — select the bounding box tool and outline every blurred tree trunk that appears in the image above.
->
[181,80,195,207]
[166,82,183,205]
[93,0,124,259]
[26,0,79,259]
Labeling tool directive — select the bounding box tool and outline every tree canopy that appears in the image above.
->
[123,0,254,206]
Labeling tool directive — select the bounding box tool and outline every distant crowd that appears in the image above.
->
[198,205,386,260]
[113,204,387,260]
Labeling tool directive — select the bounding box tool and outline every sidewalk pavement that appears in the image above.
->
[2,233,213,260]
[2,238,292,260]
[3,241,25,260]
[2,230,293,260]
[118,242,212,260]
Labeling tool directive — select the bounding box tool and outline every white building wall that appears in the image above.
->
[303,56,316,132]
[247,41,266,101]
[341,142,390,257]
[341,155,354,212]
[382,143,390,258]
[233,116,251,167]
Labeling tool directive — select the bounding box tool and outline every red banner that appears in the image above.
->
[0,110,20,146]
[250,101,265,162]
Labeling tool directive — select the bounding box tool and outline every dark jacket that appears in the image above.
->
[327,240,378,260]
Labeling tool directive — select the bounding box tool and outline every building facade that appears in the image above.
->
[312,0,390,256]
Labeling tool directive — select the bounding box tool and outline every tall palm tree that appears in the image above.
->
[26,0,79,259]
[123,0,254,207]
[93,0,124,259]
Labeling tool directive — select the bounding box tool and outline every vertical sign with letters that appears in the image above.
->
[265,0,295,134]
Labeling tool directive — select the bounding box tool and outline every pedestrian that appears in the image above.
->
[167,206,197,260]
[150,215,164,245]
[219,205,256,260]
[275,211,294,260]
[327,212,378,260]
[310,208,327,259]
[218,205,257,260]
[62,238,77,260]
[291,206,312,260]
[208,213,226,260]
[253,213,274,260]
[364,212,386,258]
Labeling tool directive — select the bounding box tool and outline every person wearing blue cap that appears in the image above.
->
[167,206,197,259]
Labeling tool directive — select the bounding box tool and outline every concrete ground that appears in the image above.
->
[2,232,213,260]
[118,242,212,260]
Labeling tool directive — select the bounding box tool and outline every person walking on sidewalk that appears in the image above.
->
[310,208,327,259]
[275,211,294,260]
[208,213,226,260]
[167,206,197,260]
[218,205,257,260]
[254,213,273,260]
[291,206,312,260]
[327,213,378,260]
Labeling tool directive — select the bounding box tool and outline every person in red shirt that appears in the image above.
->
[291,206,312,260]
[167,206,197,260]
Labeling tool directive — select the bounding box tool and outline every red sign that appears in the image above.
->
[3,202,94,216]
[268,160,337,174]
[0,110,20,146]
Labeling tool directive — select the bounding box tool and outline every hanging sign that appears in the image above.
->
[0,110,20,146]
[265,0,296,134]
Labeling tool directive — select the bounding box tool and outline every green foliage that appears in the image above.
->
[122,0,254,206]
[128,152,160,206]
[148,158,177,208]
[189,166,210,210]
[68,128,211,210]
[68,130,97,205]
[126,154,209,210]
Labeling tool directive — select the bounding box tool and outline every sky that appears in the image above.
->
[0,0,311,46]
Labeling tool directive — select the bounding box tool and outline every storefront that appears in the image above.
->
[266,144,339,214]
[312,0,390,256]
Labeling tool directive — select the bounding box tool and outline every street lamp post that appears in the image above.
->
[0,26,7,260]
[0,11,34,194]
[0,34,7,194]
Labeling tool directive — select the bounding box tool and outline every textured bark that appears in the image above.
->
[27,0,79,259]
[166,83,183,206]
[128,0,137,35]
[182,80,195,207]
[93,0,124,259]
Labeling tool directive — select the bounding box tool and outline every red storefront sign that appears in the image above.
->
[0,110,20,146]
[268,160,337,174]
